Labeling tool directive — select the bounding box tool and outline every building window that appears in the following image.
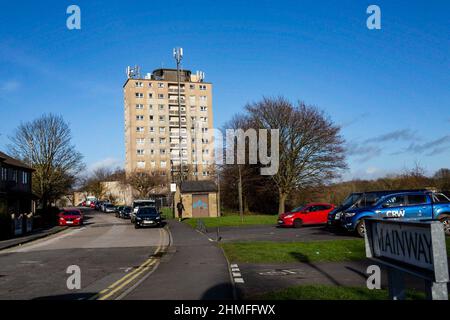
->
[137,161,145,168]
[199,84,207,90]
[200,95,207,102]
[148,93,153,98]
[150,160,156,168]
[201,128,208,133]
[135,81,143,87]
[136,127,144,133]
[189,96,196,105]
[150,149,155,155]
[149,138,155,144]
[149,127,155,133]
[21,172,28,184]
[149,115,154,121]
[159,104,165,110]
[137,149,145,156]
[136,104,144,109]
[160,161,167,168]
[158,94,164,99]
[136,138,145,144]
[190,84,195,89]
[200,106,207,111]
[136,115,144,121]
[135,93,144,98]
[1,167,7,181]
[159,138,166,144]
[159,127,166,133]
[160,149,166,155]
[158,83,165,88]
[159,115,165,122]
[149,104,153,110]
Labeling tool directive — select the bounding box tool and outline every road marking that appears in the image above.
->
[229,264,245,285]
[90,228,167,300]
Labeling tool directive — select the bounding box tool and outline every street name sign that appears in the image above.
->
[365,218,449,300]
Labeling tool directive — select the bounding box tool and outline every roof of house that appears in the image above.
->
[0,151,33,171]
[180,180,218,193]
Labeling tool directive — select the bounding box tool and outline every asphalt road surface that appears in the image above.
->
[206,225,357,242]
[0,209,169,300]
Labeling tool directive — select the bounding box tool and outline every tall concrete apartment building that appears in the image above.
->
[123,67,214,183]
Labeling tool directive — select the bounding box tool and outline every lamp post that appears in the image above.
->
[173,47,183,185]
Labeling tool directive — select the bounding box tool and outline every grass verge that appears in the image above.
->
[184,215,277,228]
[221,239,366,263]
[251,284,425,300]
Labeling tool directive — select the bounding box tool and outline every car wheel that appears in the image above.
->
[134,224,139,229]
[439,217,450,236]
[356,220,366,238]
[293,219,303,228]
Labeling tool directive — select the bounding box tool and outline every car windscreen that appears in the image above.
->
[63,211,80,216]
[291,205,306,212]
[106,204,114,208]
[133,201,155,208]
[137,207,158,216]
[124,207,132,212]
[341,193,362,208]
[433,193,450,203]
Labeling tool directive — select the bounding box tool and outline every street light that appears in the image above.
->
[173,47,183,184]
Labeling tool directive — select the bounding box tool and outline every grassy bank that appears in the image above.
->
[252,284,425,300]
[221,239,366,263]
[184,215,277,228]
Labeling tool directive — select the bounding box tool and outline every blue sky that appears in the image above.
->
[0,0,449,180]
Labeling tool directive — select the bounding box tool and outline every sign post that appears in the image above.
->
[365,218,449,300]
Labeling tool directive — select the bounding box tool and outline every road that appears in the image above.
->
[0,209,169,300]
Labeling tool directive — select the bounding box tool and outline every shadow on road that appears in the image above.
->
[33,292,96,300]
[290,252,342,286]
[201,282,238,300]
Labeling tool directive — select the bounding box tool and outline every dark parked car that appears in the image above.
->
[134,207,162,229]
[119,206,132,219]
[115,206,125,217]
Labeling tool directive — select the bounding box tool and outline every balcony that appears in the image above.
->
[169,121,187,127]
[169,110,186,116]
[168,99,186,105]
[168,88,186,93]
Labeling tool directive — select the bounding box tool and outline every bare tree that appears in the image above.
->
[246,97,347,214]
[126,170,168,198]
[8,114,85,208]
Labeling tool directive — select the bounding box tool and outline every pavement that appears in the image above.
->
[124,220,234,300]
[0,209,168,300]
[205,224,356,242]
[0,225,68,251]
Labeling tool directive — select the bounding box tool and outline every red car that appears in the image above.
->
[278,203,335,228]
[90,202,96,208]
[58,209,84,226]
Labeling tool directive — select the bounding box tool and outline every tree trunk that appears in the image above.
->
[278,191,287,215]
[238,165,244,222]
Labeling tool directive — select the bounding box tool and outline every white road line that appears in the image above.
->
[232,272,241,277]
[234,278,244,283]
[230,264,238,268]
[230,264,245,284]
[231,268,240,272]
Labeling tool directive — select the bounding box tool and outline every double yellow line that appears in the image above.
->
[90,228,166,300]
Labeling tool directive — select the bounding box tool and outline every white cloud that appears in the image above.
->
[87,157,123,173]
[0,80,20,92]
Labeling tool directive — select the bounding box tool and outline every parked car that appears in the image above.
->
[58,209,83,226]
[119,206,132,219]
[278,203,335,228]
[115,206,124,217]
[327,189,429,229]
[100,202,111,212]
[90,202,96,209]
[104,204,116,213]
[340,191,450,237]
[131,199,156,223]
[134,206,162,229]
